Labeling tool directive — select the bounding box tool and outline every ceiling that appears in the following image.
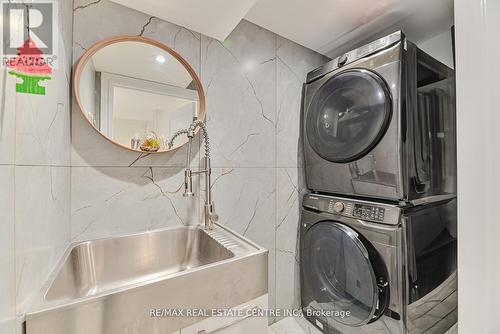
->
[110,0,454,57]
[246,0,454,57]
[109,0,259,41]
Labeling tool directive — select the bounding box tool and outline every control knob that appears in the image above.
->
[333,202,345,213]
[337,54,348,67]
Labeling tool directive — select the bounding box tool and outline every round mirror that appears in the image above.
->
[74,36,205,153]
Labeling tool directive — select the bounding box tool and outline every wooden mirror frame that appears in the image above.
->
[73,35,206,153]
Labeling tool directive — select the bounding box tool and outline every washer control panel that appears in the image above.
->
[302,194,399,225]
[353,204,385,222]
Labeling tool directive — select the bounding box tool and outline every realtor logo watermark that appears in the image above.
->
[2,1,57,95]
[1,0,58,67]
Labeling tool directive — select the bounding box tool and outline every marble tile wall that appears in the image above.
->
[71,0,328,319]
[0,0,74,333]
[0,165,15,333]
[275,37,327,313]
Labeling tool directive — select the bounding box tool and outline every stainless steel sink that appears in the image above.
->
[46,227,234,301]
[25,225,268,334]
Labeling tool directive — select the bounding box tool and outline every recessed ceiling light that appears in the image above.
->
[155,55,166,63]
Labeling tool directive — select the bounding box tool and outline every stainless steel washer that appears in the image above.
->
[300,193,457,333]
[302,31,456,203]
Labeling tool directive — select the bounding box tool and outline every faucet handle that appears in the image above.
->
[209,212,219,223]
[206,212,219,230]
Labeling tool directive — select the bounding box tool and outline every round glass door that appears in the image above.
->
[301,221,388,327]
[305,69,392,163]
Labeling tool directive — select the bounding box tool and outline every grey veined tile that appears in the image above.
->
[73,0,153,61]
[208,167,275,252]
[208,167,276,311]
[276,36,329,168]
[276,168,304,312]
[0,68,16,165]
[71,166,200,241]
[12,0,72,167]
[0,166,15,333]
[15,66,71,166]
[201,20,276,168]
[15,166,70,315]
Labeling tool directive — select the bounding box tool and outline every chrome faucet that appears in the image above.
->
[168,120,218,230]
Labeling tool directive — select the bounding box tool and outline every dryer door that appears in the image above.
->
[301,221,389,328]
[305,69,392,163]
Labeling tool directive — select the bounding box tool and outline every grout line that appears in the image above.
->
[12,164,72,167]
[69,165,281,169]
[198,35,202,225]
[273,31,278,315]
[68,0,75,245]
[12,55,18,319]
[13,159,17,319]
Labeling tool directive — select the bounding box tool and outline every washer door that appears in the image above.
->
[301,221,389,327]
[305,69,392,163]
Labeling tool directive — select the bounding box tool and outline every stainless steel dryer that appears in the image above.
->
[302,31,456,203]
[300,193,457,334]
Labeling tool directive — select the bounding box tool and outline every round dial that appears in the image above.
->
[333,202,345,213]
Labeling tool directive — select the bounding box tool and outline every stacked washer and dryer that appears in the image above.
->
[299,31,457,334]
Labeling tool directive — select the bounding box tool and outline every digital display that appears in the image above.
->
[353,204,385,221]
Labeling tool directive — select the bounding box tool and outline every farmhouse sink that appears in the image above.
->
[45,227,234,301]
[25,225,268,334]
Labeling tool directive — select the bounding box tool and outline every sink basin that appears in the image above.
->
[46,227,234,301]
[25,225,268,334]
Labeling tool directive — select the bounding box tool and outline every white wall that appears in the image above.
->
[455,0,500,333]
[418,30,454,68]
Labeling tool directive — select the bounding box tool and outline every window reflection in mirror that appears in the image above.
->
[77,40,201,152]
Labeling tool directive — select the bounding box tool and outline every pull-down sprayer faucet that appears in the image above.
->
[168,119,218,230]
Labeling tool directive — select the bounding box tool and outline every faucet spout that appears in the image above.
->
[168,120,218,229]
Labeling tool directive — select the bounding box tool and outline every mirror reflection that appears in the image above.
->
[77,39,202,152]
